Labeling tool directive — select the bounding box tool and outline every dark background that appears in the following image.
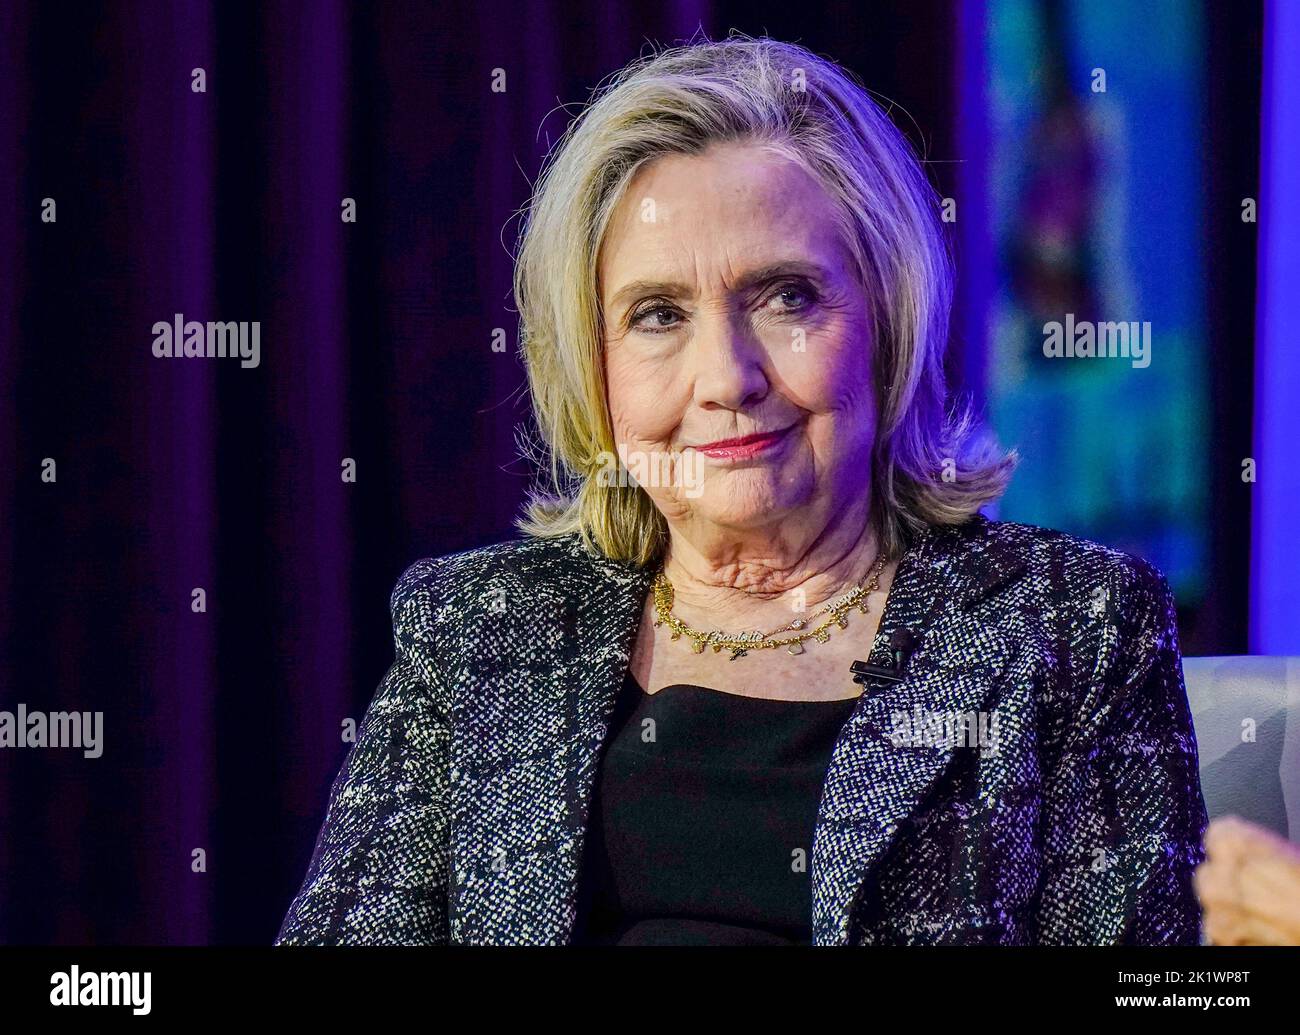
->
[0,0,1261,944]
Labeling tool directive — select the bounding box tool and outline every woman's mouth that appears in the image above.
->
[694,427,792,460]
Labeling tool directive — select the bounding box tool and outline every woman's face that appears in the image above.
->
[598,139,878,545]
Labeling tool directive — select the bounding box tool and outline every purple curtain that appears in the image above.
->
[0,0,710,945]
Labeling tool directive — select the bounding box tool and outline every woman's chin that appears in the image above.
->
[684,494,800,532]
[686,469,811,524]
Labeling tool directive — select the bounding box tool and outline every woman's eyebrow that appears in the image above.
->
[608,259,832,311]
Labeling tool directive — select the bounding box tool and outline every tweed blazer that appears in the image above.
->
[275,514,1208,946]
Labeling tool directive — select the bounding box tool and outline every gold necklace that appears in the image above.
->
[651,554,888,660]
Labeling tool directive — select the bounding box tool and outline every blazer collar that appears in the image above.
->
[450,515,1028,944]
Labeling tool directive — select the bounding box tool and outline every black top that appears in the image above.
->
[571,668,860,945]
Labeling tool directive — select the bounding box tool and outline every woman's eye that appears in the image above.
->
[630,305,681,333]
[767,284,814,314]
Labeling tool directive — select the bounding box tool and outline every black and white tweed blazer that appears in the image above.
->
[275,514,1208,946]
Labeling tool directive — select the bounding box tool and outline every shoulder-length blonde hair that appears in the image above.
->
[513,32,1015,568]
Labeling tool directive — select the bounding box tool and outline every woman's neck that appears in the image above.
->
[659,500,884,631]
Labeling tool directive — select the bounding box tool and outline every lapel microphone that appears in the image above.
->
[850,628,921,686]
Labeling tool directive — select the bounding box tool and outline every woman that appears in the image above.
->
[275,34,1207,946]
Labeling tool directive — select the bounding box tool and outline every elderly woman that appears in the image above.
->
[275,35,1207,946]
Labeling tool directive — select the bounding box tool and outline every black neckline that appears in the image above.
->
[625,670,861,706]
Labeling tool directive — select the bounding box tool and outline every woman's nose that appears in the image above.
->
[689,317,769,411]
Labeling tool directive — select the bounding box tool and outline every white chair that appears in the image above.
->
[1182,656,1300,843]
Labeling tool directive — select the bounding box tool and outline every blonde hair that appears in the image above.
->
[513,32,1016,567]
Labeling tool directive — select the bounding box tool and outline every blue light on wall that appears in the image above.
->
[1250,0,1300,654]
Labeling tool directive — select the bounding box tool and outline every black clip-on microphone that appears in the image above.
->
[850,628,920,686]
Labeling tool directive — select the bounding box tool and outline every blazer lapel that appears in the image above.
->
[811,517,1028,944]
[447,536,651,945]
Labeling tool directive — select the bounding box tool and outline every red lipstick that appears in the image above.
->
[694,427,791,460]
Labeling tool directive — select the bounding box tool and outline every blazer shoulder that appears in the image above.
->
[971,520,1184,746]
[389,530,647,617]
[387,532,653,680]
[978,517,1173,603]
[970,518,1179,684]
